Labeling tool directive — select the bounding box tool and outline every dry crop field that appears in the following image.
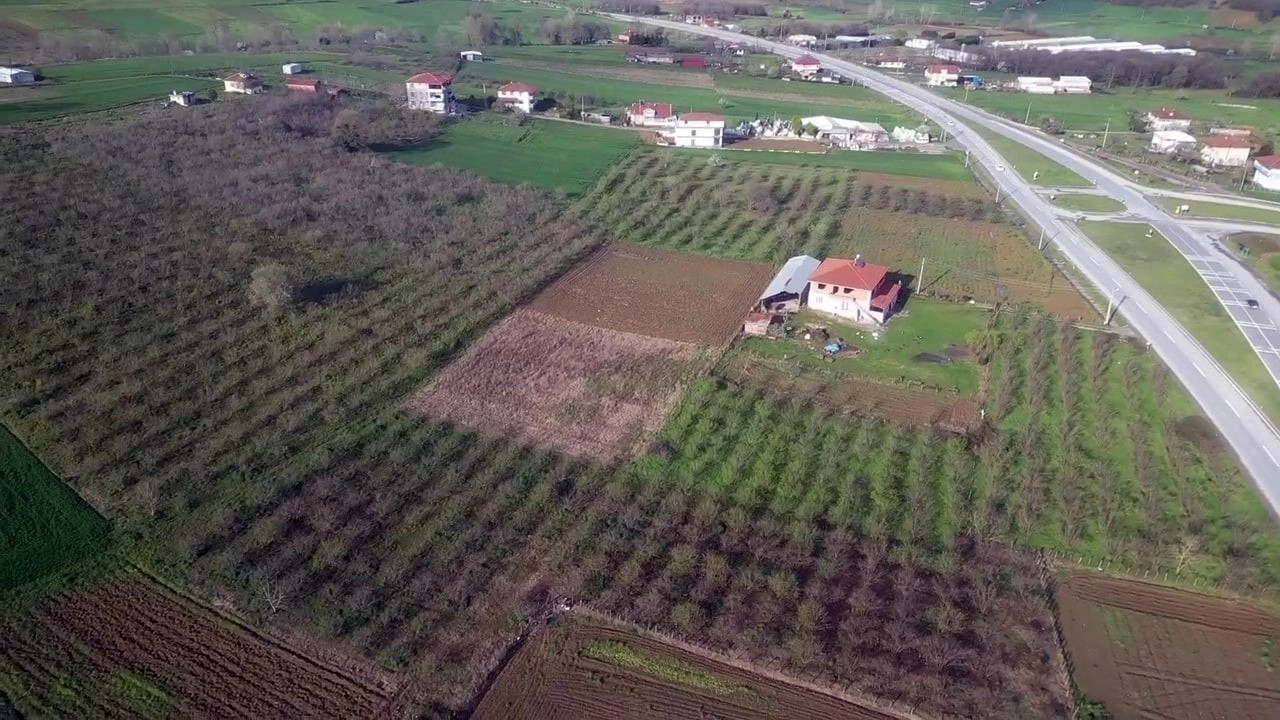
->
[405,309,700,462]
[529,242,774,345]
[719,352,983,432]
[583,152,1097,321]
[473,614,900,720]
[0,577,394,718]
[1057,572,1280,720]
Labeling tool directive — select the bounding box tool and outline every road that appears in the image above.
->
[602,12,1280,513]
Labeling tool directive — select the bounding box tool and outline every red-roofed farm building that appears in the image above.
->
[807,256,903,325]
[627,101,675,128]
[406,71,454,114]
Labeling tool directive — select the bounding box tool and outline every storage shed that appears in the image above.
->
[282,63,303,75]
[0,66,35,84]
[757,255,821,313]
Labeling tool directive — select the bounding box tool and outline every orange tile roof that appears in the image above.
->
[407,71,453,85]
[810,257,889,292]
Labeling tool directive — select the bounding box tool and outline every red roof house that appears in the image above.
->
[807,256,902,325]
[407,71,453,86]
[1149,107,1190,120]
[790,54,822,75]
[1255,155,1280,170]
[497,82,539,112]
[627,100,675,127]
[678,112,725,123]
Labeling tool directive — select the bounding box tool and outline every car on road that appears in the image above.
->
[997,165,1005,171]
[1248,299,1260,308]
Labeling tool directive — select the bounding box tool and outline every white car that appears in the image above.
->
[997,165,1005,171]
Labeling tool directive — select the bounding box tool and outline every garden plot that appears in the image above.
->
[1057,572,1280,720]
[530,242,773,345]
[405,310,700,462]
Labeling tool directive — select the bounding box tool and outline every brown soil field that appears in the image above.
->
[720,352,982,431]
[856,170,986,199]
[1208,8,1261,28]
[405,309,700,462]
[530,242,774,345]
[0,578,393,718]
[473,615,903,720]
[1057,572,1280,720]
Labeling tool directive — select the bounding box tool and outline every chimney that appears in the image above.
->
[854,254,865,268]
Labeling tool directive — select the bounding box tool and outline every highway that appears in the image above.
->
[602,12,1280,513]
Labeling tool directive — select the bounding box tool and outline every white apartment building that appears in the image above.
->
[497,82,538,114]
[406,71,455,114]
[671,113,725,148]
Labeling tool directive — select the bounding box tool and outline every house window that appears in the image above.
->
[817,283,825,289]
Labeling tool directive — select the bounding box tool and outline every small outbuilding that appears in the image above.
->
[285,77,322,93]
[743,312,777,336]
[0,66,35,84]
[168,90,195,106]
[757,255,822,313]
[282,63,303,75]
[459,50,484,62]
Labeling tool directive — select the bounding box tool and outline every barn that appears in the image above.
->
[757,255,821,313]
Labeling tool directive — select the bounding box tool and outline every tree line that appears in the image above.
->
[974,49,1230,90]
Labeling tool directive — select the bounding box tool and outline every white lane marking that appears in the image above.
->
[1224,397,1240,417]
[1193,362,1205,377]
[1266,445,1279,465]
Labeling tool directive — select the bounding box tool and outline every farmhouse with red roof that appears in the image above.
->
[1145,107,1192,132]
[806,255,903,325]
[1253,155,1280,191]
[222,72,263,95]
[789,54,822,77]
[672,112,725,148]
[497,82,539,113]
[627,101,675,128]
[406,71,455,114]
[1200,134,1253,167]
[924,64,960,87]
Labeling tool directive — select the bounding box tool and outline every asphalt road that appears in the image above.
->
[602,13,1280,513]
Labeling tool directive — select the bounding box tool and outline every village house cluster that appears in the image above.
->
[1140,106,1280,180]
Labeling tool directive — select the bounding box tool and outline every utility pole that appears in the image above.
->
[964,84,971,102]
[918,257,926,293]
[1025,100,1032,125]
[1105,285,1122,325]
[964,149,970,167]
[1102,117,1111,149]
[1240,161,1250,192]
[1038,226,1046,250]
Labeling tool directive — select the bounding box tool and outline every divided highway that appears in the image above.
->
[603,12,1280,513]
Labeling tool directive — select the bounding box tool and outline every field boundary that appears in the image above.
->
[130,564,403,705]
[567,605,922,720]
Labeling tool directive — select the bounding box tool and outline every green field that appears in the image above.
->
[972,126,1091,187]
[457,61,915,126]
[950,87,1280,134]
[741,300,988,392]
[0,425,111,590]
[1083,221,1280,425]
[389,116,638,196]
[682,146,974,179]
[1228,232,1280,293]
[0,52,344,124]
[1051,194,1127,213]
[1158,197,1280,224]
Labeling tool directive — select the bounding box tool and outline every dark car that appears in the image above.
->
[1247,299,1260,308]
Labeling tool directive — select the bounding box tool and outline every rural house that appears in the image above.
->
[459,50,484,62]
[807,256,903,325]
[1014,76,1055,94]
[1200,135,1252,167]
[757,255,821,313]
[285,77,322,93]
[282,63,303,75]
[222,72,263,95]
[1053,76,1092,94]
[168,90,195,107]
[497,82,539,113]
[924,64,960,87]
[1146,107,1192,132]
[1149,130,1196,154]
[1253,155,1280,191]
[0,66,35,84]
[672,113,725,148]
[627,101,675,128]
[406,71,455,114]
[789,54,822,78]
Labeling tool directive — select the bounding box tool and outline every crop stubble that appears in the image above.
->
[405,309,699,462]
[1057,572,1280,720]
[0,579,392,718]
[530,242,774,345]
[473,615,900,720]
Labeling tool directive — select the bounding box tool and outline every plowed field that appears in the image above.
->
[530,243,773,345]
[0,578,393,719]
[473,615,902,720]
[405,309,699,461]
[1057,572,1280,720]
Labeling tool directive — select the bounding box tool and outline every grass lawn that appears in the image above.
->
[678,146,975,180]
[0,75,217,124]
[37,52,344,83]
[740,299,988,392]
[1157,197,1280,224]
[1083,221,1280,424]
[0,425,111,590]
[1051,194,1127,213]
[387,116,638,196]
[971,125,1091,187]
[1226,232,1280,294]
